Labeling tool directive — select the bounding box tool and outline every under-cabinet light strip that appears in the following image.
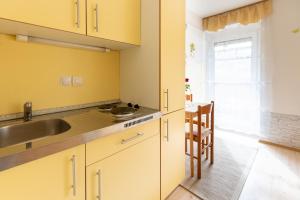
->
[15,35,111,53]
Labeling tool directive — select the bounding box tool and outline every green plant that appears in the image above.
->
[185,84,190,91]
[292,28,300,34]
[190,43,196,54]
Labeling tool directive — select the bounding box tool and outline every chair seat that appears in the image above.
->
[185,124,211,140]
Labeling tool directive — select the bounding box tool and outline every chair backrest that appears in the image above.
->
[186,94,193,102]
[197,101,214,130]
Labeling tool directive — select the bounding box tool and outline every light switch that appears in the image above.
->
[60,76,72,86]
[72,76,84,87]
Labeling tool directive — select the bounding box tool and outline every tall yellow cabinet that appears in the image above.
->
[160,0,186,199]
[0,145,85,200]
[161,110,186,199]
[160,0,186,114]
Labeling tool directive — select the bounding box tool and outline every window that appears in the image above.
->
[208,35,260,135]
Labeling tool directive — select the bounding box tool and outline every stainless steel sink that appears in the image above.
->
[0,119,71,148]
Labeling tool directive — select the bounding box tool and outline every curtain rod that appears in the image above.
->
[202,0,268,20]
[214,37,252,46]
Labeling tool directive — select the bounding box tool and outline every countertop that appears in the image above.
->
[0,105,161,171]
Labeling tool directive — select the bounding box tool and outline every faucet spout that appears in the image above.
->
[24,102,32,122]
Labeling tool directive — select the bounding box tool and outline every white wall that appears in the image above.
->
[185,11,205,102]
[120,0,160,109]
[267,0,300,115]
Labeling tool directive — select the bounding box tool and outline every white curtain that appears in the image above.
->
[204,23,270,135]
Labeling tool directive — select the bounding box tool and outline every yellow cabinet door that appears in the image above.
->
[0,145,85,200]
[87,135,160,200]
[86,120,159,165]
[0,0,86,34]
[87,0,141,45]
[160,0,185,114]
[161,110,185,199]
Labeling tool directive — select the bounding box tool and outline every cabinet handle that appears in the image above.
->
[164,120,169,142]
[71,155,77,196]
[75,0,80,28]
[94,4,99,32]
[164,89,169,112]
[96,170,101,200]
[121,133,144,144]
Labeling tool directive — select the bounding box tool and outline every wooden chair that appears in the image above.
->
[185,94,194,124]
[185,94,205,126]
[185,101,214,179]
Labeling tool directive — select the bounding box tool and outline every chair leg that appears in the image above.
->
[197,140,202,179]
[210,133,214,164]
[202,139,205,155]
[185,137,187,153]
[205,137,209,160]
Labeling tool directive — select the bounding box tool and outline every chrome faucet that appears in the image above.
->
[24,102,32,122]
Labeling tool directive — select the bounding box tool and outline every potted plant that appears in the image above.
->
[190,43,196,57]
[185,78,191,94]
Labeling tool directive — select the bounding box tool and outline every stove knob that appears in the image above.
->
[128,103,133,107]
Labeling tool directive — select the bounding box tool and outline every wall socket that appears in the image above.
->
[60,76,84,87]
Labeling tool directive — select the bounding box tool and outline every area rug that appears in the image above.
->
[181,131,258,200]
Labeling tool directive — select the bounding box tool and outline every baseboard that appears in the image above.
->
[259,140,300,152]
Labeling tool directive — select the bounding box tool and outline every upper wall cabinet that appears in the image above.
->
[87,0,141,45]
[0,0,86,34]
[0,0,140,48]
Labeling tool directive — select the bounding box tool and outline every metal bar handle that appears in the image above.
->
[71,155,77,196]
[164,120,169,141]
[75,0,80,28]
[164,89,169,111]
[94,4,99,32]
[121,133,144,144]
[96,170,101,200]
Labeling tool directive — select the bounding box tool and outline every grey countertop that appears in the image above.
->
[0,105,161,171]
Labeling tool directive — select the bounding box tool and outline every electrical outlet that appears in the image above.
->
[72,76,84,87]
[60,76,72,86]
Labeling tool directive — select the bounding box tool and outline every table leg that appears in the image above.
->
[189,114,194,177]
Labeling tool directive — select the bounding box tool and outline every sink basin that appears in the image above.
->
[0,119,71,148]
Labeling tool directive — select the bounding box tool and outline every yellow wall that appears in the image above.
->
[0,34,120,115]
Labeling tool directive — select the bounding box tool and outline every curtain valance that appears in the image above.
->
[203,0,272,32]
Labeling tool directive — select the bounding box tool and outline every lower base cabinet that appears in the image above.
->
[0,145,85,200]
[86,135,160,200]
[161,110,185,199]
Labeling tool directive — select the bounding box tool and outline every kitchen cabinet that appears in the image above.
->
[161,110,185,199]
[0,145,85,200]
[86,135,160,200]
[86,120,159,165]
[0,0,140,46]
[160,0,185,114]
[0,0,86,34]
[87,0,141,45]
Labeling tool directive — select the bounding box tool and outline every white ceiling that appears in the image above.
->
[187,0,262,18]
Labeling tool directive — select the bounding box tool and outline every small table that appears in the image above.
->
[185,102,210,177]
